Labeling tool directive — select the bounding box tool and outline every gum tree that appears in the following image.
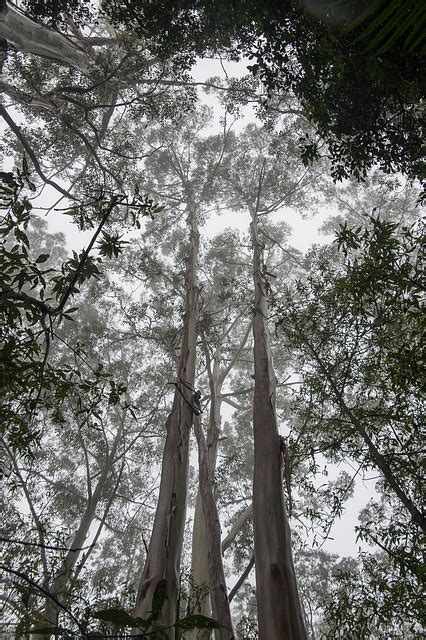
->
[217,123,324,639]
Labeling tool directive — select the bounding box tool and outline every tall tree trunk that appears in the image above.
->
[0,3,90,72]
[193,414,234,639]
[189,347,221,636]
[250,205,306,640]
[189,317,253,636]
[134,191,200,637]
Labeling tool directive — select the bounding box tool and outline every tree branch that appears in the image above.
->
[55,195,120,313]
[221,503,253,554]
[293,324,425,531]
[0,536,95,552]
[0,565,85,635]
[228,554,255,603]
[0,105,74,199]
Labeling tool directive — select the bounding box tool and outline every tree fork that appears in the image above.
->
[189,349,221,638]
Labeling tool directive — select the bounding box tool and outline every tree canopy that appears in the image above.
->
[101,0,425,186]
[0,1,424,639]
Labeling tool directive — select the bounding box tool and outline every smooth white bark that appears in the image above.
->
[193,414,234,639]
[0,3,90,73]
[250,203,306,640]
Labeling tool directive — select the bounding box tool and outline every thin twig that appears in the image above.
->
[0,536,95,552]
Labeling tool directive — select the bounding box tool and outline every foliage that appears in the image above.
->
[91,596,222,638]
[1,19,423,628]
[275,214,424,505]
[102,0,425,187]
[347,0,426,55]
[322,549,424,638]
[0,163,161,451]
[273,212,425,632]
[21,0,95,27]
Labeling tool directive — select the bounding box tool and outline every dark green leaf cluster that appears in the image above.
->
[1,167,160,452]
[272,212,424,632]
[348,0,426,55]
[101,0,425,187]
[333,214,424,395]
[322,549,424,638]
[89,579,222,637]
[22,0,95,28]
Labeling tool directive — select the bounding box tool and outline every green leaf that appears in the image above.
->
[92,608,152,631]
[177,614,222,631]
[14,228,30,248]
[35,254,50,264]
[92,608,136,627]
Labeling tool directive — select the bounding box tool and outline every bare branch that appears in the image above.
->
[0,105,74,199]
[222,503,253,554]
[228,554,255,603]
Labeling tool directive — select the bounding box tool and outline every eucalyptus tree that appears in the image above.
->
[7,0,424,198]
[2,402,133,638]
[0,1,197,210]
[117,107,235,636]
[38,277,172,636]
[321,170,423,236]
[205,226,354,636]
[187,228,253,634]
[1,252,168,639]
[0,161,168,640]
[216,123,325,639]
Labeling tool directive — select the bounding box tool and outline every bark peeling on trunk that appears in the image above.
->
[189,347,221,637]
[189,316,252,631]
[134,192,200,637]
[250,205,307,640]
[193,413,234,639]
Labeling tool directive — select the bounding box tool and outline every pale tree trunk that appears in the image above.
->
[0,2,90,73]
[189,316,252,637]
[189,346,221,636]
[193,414,234,639]
[134,191,200,637]
[250,204,306,640]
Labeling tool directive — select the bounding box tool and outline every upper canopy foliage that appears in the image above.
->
[99,0,425,187]
[7,0,425,191]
